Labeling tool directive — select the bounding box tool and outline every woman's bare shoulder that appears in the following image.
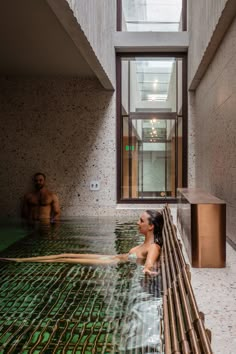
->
[149,242,161,250]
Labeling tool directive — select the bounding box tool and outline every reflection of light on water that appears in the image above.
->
[120,299,162,350]
[116,267,163,353]
[0,218,163,353]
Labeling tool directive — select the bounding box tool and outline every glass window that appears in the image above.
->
[122,57,180,113]
[118,55,185,202]
[121,0,184,32]
[121,115,178,199]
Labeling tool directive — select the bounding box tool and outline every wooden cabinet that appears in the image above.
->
[177,188,226,268]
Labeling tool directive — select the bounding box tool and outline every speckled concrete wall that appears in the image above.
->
[188,92,196,187]
[0,77,118,217]
[193,18,236,243]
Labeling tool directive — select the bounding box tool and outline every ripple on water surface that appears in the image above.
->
[0,218,163,353]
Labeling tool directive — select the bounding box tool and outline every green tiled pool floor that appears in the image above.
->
[0,219,163,353]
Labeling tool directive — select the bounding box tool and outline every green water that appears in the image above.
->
[0,218,163,353]
[0,219,30,252]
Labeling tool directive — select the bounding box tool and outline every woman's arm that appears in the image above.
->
[1,253,129,264]
[143,244,161,275]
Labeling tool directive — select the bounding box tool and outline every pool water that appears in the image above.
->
[0,218,29,252]
[0,218,163,353]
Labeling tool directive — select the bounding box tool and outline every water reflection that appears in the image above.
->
[116,265,163,353]
[0,217,163,353]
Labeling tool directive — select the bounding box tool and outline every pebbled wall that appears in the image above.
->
[0,77,117,217]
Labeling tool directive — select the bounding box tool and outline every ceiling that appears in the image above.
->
[0,0,95,77]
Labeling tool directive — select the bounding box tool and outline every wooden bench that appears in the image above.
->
[161,205,213,354]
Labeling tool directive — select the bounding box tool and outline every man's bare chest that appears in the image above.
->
[28,193,53,207]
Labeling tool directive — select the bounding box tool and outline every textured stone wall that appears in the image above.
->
[187,92,196,187]
[193,18,236,243]
[0,77,117,217]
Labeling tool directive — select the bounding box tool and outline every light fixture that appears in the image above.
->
[153,80,158,89]
[147,94,167,101]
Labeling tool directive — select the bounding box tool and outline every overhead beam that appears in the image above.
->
[114,32,189,53]
[189,0,236,91]
[46,0,114,90]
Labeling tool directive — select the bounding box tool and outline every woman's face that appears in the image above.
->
[137,212,152,235]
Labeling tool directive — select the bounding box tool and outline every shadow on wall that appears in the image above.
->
[0,77,115,217]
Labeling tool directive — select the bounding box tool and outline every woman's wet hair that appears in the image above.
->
[146,210,164,247]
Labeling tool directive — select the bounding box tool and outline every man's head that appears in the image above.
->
[33,173,46,191]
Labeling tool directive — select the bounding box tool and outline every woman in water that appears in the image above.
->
[3,210,163,275]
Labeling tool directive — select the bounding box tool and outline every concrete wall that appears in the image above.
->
[0,77,118,218]
[66,0,116,87]
[188,16,236,243]
[188,0,228,86]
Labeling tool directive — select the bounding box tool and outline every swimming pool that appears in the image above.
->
[0,218,29,252]
[0,218,163,353]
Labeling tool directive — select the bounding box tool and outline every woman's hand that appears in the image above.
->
[143,266,160,276]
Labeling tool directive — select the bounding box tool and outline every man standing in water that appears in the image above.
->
[22,173,60,222]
